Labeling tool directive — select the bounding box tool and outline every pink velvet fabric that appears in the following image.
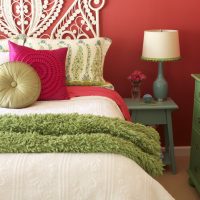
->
[9,41,68,100]
[67,86,131,121]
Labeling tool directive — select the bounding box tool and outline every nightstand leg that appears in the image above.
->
[164,125,170,164]
[165,111,176,174]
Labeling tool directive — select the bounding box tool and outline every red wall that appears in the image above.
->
[1,1,198,146]
[101,0,200,146]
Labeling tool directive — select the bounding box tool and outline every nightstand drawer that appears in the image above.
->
[132,110,166,125]
[193,100,200,131]
[189,129,200,183]
[195,80,200,102]
[190,75,200,193]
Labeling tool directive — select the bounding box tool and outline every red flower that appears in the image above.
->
[128,70,146,83]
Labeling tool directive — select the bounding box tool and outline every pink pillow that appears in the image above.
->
[9,41,68,100]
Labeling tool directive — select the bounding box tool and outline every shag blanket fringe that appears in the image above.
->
[0,114,163,176]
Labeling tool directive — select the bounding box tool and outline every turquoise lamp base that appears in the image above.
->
[153,62,168,101]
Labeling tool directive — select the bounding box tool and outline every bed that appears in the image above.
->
[0,1,174,199]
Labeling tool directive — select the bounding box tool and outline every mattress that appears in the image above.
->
[0,96,174,200]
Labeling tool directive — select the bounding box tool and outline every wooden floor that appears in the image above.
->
[156,156,200,200]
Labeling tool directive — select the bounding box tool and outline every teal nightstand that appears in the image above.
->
[124,98,178,174]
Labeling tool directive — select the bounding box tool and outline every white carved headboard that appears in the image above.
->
[0,0,105,39]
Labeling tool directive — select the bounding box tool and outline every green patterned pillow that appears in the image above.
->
[24,37,113,89]
[0,34,26,52]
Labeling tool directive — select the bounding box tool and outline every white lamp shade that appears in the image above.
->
[142,30,181,61]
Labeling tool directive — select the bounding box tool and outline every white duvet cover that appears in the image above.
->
[0,96,124,119]
[0,96,174,200]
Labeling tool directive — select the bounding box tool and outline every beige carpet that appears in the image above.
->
[156,156,200,200]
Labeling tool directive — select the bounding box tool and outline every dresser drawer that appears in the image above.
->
[195,80,200,101]
[192,100,200,131]
[189,129,200,182]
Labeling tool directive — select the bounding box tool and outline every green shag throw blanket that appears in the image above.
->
[0,114,163,176]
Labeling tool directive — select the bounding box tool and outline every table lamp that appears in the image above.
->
[141,30,181,101]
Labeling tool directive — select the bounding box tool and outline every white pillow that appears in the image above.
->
[24,37,113,89]
[0,35,26,52]
[0,52,9,65]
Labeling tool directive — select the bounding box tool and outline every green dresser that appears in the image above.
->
[188,74,200,193]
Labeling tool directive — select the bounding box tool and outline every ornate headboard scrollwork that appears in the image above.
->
[0,0,105,39]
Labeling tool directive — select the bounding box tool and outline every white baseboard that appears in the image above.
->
[162,146,191,157]
[174,146,191,157]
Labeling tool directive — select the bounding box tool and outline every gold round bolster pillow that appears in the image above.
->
[0,62,41,108]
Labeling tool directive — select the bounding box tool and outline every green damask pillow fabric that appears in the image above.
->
[0,34,26,52]
[0,62,41,108]
[24,37,113,89]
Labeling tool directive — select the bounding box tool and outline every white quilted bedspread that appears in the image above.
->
[0,96,124,119]
[0,154,174,200]
[0,96,174,200]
